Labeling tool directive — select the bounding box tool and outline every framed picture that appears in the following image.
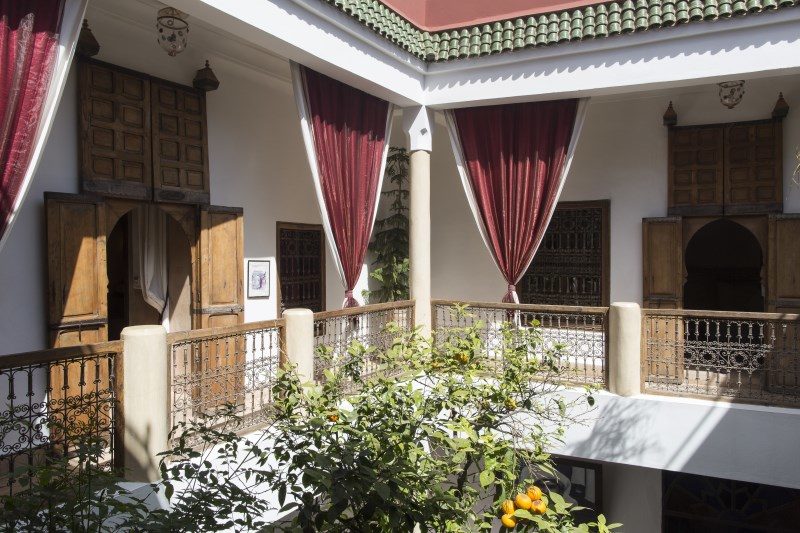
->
[247,259,270,298]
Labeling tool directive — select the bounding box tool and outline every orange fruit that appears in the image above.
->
[531,499,547,515]
[526,485,542,501]
[504,398,517,410]
[327,414,339,423]
[457,352,469,364]
[514,493,532,510]
[501,499,515,515]
[500,513,517,528]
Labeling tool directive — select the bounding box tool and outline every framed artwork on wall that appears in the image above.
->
[247,259,270,298]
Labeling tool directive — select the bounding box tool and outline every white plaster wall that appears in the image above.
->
[602,463,661,533]
[431,74,800,304]
[0,5,363,353]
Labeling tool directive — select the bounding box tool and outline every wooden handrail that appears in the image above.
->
[0,340,124,370]
[313,300,415,321]
[166,318,285,344]
[432,299,609,315]
[642,308,800,321]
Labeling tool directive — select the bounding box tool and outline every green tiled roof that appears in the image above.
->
[320,0,798,61]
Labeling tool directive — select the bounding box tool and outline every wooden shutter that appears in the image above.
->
[151,79,210,204]
[767,214,800,313]
[197,206,243,328]
[642,217,683,308]
[276,222,326,313]
[79,60,151,200]
[668,126,724,216]
[724,120,782,214]
[45,193,108,347]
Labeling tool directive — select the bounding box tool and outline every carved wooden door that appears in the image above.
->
[668,126,724,216]
[724,120,782,214]
[79,61,151,200]
[277,223,325,313]
[151,79,210,204]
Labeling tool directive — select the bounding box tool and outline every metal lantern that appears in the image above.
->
[156,7,189,57]
[718,80,745,109]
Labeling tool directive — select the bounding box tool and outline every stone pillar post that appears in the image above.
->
[283,308,315,383]
[120,325,169,482]
[608,302,642,396]
[403,106,434,335]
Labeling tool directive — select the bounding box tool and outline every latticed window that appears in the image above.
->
[519,201,609,306]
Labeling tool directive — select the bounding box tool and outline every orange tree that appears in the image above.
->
[267,318,617,532]
[158,310,621,532]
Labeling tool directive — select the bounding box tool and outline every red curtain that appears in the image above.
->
[299,66,391,308]
[0,0,63,241]
[451,100,579,303]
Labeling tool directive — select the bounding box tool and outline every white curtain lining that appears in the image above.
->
[444,98,590,295]
[0,0,88,254]
[291,61,394,303]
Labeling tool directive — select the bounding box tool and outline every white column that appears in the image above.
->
[121,325,169,482]
[283,308,315,383]
[403,106,434,335]
[608,302,642,396]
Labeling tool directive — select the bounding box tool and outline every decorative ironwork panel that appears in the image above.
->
[278,224,325,313]
[432,301,608,386]
[169,322,282,445]
[642,310,800,406]
[0,346,120,496]
[519,203,607,306]
[313,302,415,383]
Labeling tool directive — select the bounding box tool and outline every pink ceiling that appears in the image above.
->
[382,0,604,31]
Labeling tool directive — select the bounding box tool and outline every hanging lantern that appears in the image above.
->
[718,80,745,109]
[156,7,189,57]
[193,60,220,91]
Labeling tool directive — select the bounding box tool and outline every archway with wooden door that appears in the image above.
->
[683,218,764,313]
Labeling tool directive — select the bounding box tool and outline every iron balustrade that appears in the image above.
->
[0,342,122,495]
[432,300,608,386]
[168,320,283,445]
[312,301,415,382]
[642,309,800,406]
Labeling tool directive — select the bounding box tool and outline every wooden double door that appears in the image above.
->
[46,192,244,348]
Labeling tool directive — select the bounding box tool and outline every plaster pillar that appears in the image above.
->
[283,308,315,383]
[608,302,642,396]
[403,106,434,335]
[120,325,169,482]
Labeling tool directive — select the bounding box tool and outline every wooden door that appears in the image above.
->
[46,193,111,438]
[195,206,244,408]
[723,120,782,214]
[151,79,210,204]
[277,222,326,313]
[46,193,108,347]
[79,60,151,200]
[643,218,684,382]
[765,215,800,392]
[668,126,724,216]
[643,217,683,309]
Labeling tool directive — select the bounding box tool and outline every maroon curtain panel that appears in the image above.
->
[300,66,390,308]
[0,0,64,241]
[451,100,579,303]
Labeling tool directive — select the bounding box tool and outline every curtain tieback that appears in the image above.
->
[502,284,519,304]
[343,289,359,309]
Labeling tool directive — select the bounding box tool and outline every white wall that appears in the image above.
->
[0,5,364,353]
[431,74,800,304]
[602,463,661,533]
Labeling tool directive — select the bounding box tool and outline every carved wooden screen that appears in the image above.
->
[277,223,326,313]
[519,201,609,306]
[667,125,724,216]
[79,61,151,200]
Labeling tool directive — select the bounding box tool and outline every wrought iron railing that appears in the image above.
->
[642,309,800,406]
[313,300,415,381]
[168,320,283,444]
[432,300,608,385]
[0,341,122,495]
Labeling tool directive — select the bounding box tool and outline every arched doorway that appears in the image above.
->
[107,205,192,340]
[683,219,764,312]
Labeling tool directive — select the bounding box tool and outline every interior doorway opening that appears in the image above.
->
[107,205,192,340]
[683,218,764,312]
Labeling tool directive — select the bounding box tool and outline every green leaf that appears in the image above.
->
[478,470,495,487]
